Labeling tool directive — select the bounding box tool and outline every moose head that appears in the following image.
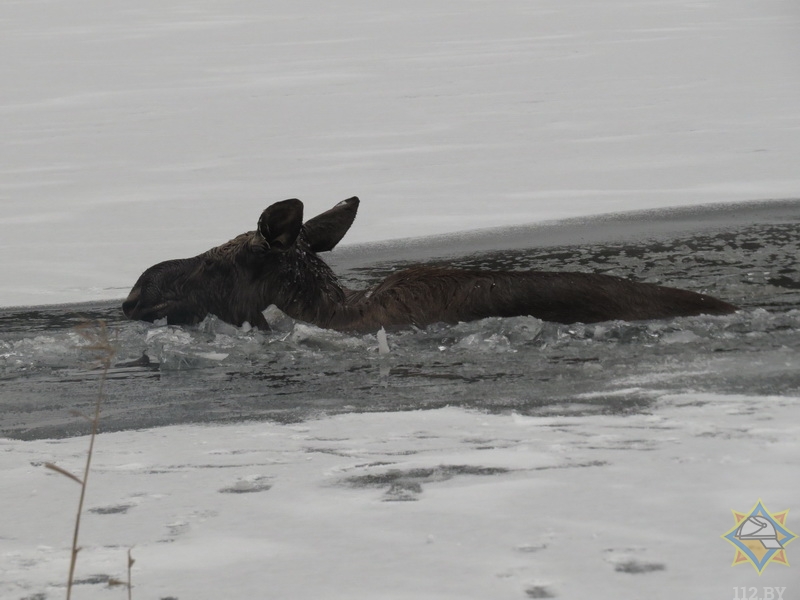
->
[122,197,359,329]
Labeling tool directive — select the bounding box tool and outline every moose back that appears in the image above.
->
[122,197,737,332]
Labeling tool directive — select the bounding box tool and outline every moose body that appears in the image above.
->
[123,197,737,332]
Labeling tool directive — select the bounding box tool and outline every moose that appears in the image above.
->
[122,197,737,332]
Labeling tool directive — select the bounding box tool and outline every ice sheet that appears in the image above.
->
[1,0,800,306]
[2,3,799,598]
[1,400,798,599]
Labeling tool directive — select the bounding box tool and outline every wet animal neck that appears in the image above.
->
[269,249,351,327]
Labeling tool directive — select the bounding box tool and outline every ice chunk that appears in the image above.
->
[287,323,365,352]
[377,327,390,355]
[454,332,514,353]
[262,305,295,333]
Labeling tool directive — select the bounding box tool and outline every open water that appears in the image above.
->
[1,201,798,440]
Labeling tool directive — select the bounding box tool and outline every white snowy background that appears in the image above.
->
[1,1,799,598]
[1,0,799,307]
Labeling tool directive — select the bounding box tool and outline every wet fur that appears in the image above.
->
[123,197,737,332]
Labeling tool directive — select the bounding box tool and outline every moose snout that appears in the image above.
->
[122,286,200,324]
[122,289,142,319]
[121,290,163,322]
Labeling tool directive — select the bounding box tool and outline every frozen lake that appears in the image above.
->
[2,0,800,598]
[1,201,799,598]
[2,0,800,307]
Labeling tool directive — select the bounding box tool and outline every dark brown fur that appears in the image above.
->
[123,197,737,332]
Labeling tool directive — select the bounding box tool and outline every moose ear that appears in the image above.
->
[303,196,360,252]
[258,199,304,249]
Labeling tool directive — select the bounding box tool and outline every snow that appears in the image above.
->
[1,0,800,306]
[1,1,799,598]
[2,399,798,599]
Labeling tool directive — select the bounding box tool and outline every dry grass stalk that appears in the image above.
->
[127,548,135,600]
[44,320,117,600]
[108,550,133,597]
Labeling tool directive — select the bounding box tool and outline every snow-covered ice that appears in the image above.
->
[1,0,799,306]
[2,400,798,599]
[1,1,799,598]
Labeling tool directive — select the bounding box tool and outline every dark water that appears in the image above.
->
[1,201,798,440]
